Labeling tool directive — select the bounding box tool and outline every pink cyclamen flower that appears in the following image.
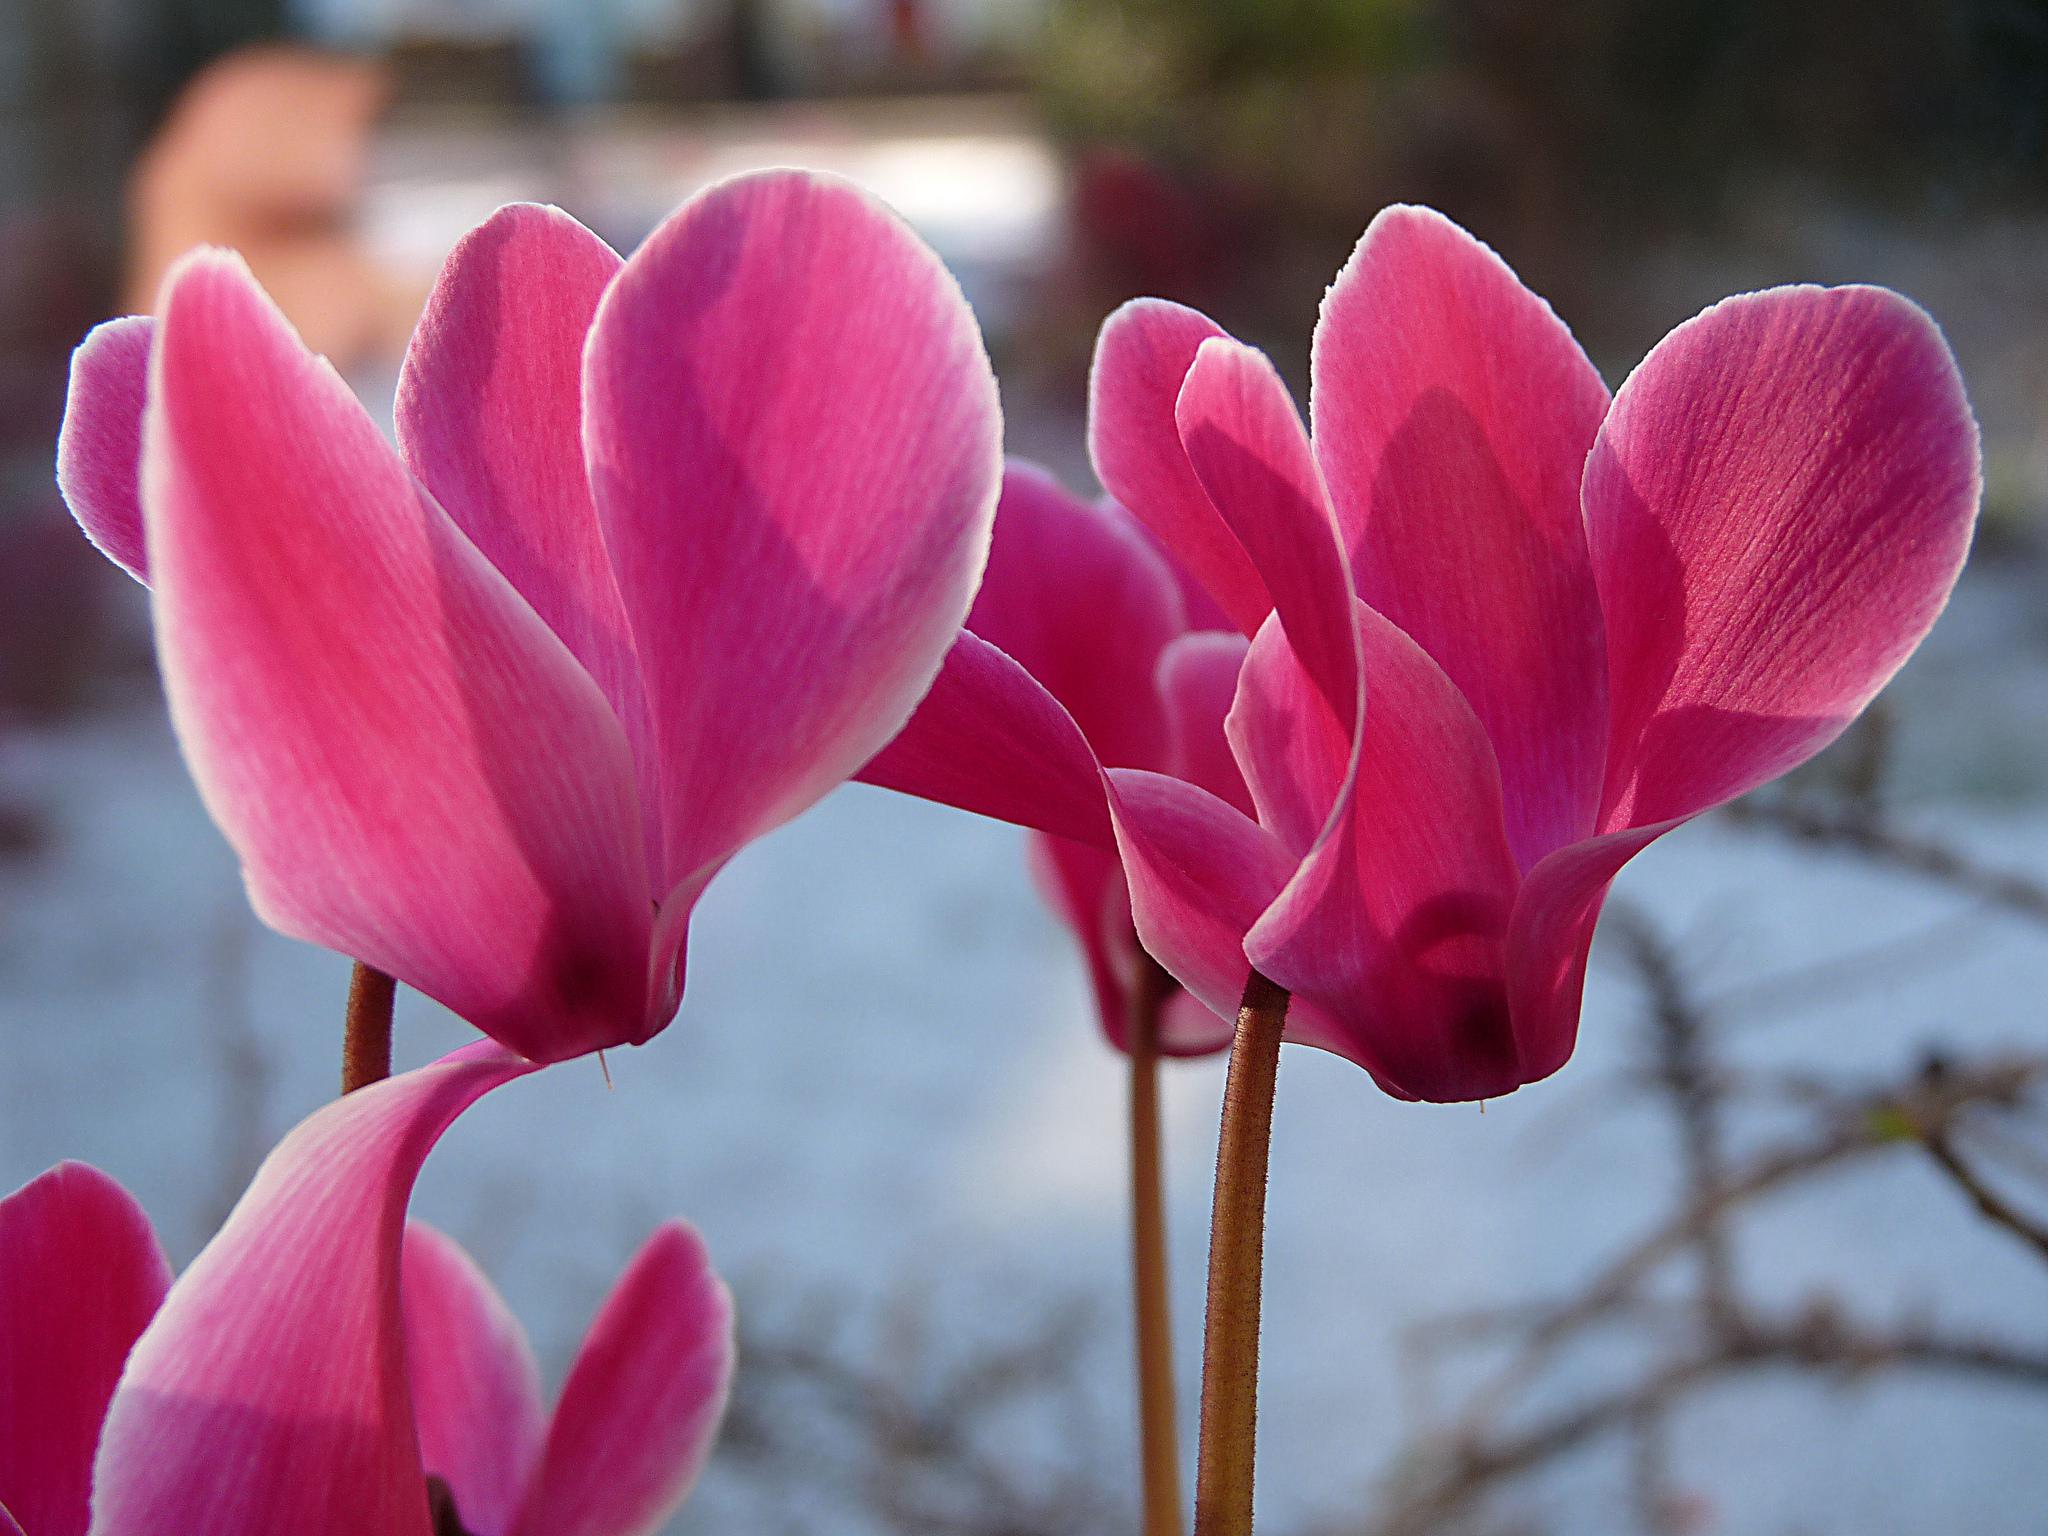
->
[874,205,1980,1102]
[865,460,1239,1054]
[0,1050,733,1536]
[56,169,1001,1064]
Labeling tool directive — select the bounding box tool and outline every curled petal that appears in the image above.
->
[860,631,1113,847]
[397,205,650,773]
[1105,767,1294,1025]
[402,1225,546,1536]
[1314,206,1612,866]
[509,1223,734,1536]
[963,461,1183,771]
[1176,338,1359,733]
[90,1043,536,1536]
[56,316,155,585]
[1245,605,1524,1102]
[1587,284,1980,829]
[0,1163,171,1536]
[586,168,1001,901]
[143,251,653,1061]
[1090,299,1271,633]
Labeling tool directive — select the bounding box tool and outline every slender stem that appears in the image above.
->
[1128,954,1184,1536]
[1192,969,1290,1536]
[340,962,396,1095]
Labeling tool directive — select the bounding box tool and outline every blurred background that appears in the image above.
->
[4,2,2048,1532]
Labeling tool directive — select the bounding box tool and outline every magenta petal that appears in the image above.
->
[1245,604,1525,1102]
[509,1223,734,1536]
[860,629,1113,847]
[397,205,649,769]
[143,252,653,1062]
[586,169,1001,901]
[1314,206,1612,867]
[56,317,155,585]
[1225,614,1352,860]
[1503,821,1674,1085]
[1,1501,23,1536]
[1028,831,1136,1049]
[402,1224,546,1536]
[1176,338,1359,732]
[963,461,1184,770]
[0,1164,171,1536]
[1105,767,1294,1025]
[1090,299,1272,634]
[1158,630,1253,817]
[1587,284,1980,829]
[90,1043,534,1536]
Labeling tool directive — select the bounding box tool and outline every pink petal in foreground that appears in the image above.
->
[509,1223,734,1536]
[397,205,649,766]
[144,251,653,1062]
[89,1043,536,1536]
[0,1163,171,1536]
[56,316,155,585]
[1245,605,1524,1102]
[860,629,1113,848]
[1176,338,1359,732]
[1587,284,1980,830]
[586,168,1001,908]
[402,1224,546,1536]
[1314,206,1612,867]
[1105,767,1294,1025]
[1090,299,1271,634]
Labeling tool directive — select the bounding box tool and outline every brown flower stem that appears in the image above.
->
[1128,954,1184,1536]
[340,962,396,1095]
[1193,969,1290,1536]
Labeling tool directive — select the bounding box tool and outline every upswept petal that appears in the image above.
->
[1585,284,1980,830]
[1176,338,1359,732]
[1503,821,1675,1085]
[397,205,649,766]
[1245,604,1525,1102]
[1090,299,1271,633]
[859,630,1113,847]
[962,461,1183,771]
[1225,613,1353,860]
[1313,205,1612,867]
[585,168,1001,901]
[401,1224,547,1536]
[0,1163,171,1536]
[142,251,653,1062]
[1157,631,1253,816]
[56,316,155,585]
[89,1042,535,1536]
[509,1223,734,1536]
[1104,768,1294,1025]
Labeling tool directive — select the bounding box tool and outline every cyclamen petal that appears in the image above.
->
[1090,299,1272,633]
[89,1043,537,1536]
[142,251,654,1063]
[402,1224,547,1536]
[508,1224,735,1536]
[1588,284,1980,829]
[56,316,154,585]
[586,168,1001,903]
[1245,605,1524,1102]
[0,1164,172,1536]
[1315,206,1612,867]
[397,204,651,774]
